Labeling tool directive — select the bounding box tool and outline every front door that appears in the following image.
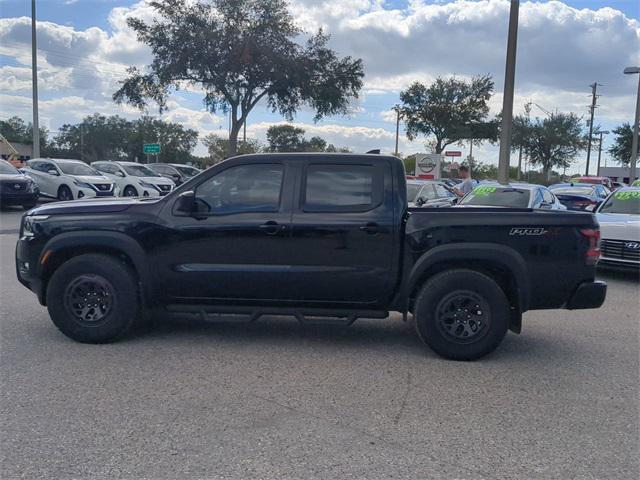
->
[286,160,396,306]
[156,161,295,302]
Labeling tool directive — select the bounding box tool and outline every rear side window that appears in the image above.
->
[303,164,382,212]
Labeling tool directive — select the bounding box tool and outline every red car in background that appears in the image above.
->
[574,176,613,190]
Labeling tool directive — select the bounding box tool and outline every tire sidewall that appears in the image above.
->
[123,186,138,197]
[58,185,73,201]
[415,269,509,361]
[46,254,138,343]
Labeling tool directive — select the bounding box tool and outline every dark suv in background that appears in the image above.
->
[147,163,202,186]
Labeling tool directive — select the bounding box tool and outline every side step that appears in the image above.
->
[165,304,389,326]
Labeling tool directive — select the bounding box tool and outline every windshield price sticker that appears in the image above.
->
[614,191,640,200]
[474,186,497,196]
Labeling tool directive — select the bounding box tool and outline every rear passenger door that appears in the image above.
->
[288,159,395,306]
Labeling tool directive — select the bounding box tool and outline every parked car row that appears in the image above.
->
[6,158,202,204]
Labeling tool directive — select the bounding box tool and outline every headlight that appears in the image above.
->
[139,180,156,189]
[22,215,49,237]
[74,179,93,189]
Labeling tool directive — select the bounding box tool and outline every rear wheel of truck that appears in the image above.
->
[414,269,509,361]
[46,253,139,343]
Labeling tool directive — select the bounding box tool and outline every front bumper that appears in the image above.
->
[1,191,38,205]
[15,236,46,305]
[566,281,607,310]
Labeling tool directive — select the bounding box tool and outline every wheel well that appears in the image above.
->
[41,246,139,304]
[409,260,521,314]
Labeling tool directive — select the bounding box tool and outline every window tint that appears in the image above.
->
[542,188,554,204]
[435,183,454,198]
[195,164,284,214]
[419,184,437,200]
[304,164,380,211]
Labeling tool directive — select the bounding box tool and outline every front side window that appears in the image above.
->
[435,184,455,198]
[303,164,381,212]
[195,164,284,215]
[123,164,159,177]
[418,184,437,200]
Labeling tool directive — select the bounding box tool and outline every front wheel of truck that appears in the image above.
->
[414,269,509,361]
[46,253,139,343]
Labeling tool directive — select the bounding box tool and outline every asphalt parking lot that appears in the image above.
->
[1,205,638,480]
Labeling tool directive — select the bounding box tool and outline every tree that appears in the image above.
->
[127,116,198,163]
[203,134,261,164]
[399,75,495,153]
[1,116,54,156]
[525,113,585,179]
[113,0,364,157]
[55,114,131,162]
[266,124,306,152]
[608,123,635,166]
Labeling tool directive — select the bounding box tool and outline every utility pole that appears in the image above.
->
[31,0,40,158]
[596,130,609,176]
[393,105,401,157]
[585,82,600,176]
[80,125,84,161]
[624,67,640,182]
[497,0,520,185]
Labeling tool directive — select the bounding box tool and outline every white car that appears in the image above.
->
[596,186,640,269]
[91,161,175,197]
[24,158,116,201]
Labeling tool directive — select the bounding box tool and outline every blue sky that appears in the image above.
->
[1,0,639,172]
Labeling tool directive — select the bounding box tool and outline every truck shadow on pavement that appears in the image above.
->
[130,313,558,362]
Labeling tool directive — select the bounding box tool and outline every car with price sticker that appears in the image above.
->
[16,153,605,361]
[596,187,640,270]
[458,183,566,210]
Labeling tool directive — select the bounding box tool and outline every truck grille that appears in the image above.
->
[601,239,640,262]
[93,183,112,192]
[1,181,27,192]
[158,184,171,192]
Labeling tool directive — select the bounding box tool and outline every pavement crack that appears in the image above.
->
[393,369,412,425]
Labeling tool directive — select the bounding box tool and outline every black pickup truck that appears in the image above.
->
[16,153,606,360]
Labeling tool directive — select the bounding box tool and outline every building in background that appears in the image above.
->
[598,166,639,185]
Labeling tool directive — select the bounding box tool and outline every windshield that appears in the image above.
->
[57,161,101,176]
[175,165,199,176]
[599,190,640,215]
[0,161,19,174]
[407,183,423,201]
[460,186,530,208]
[550,186,594,196]
[123,164,160,177]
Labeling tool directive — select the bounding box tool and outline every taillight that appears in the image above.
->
[580,228,600,265]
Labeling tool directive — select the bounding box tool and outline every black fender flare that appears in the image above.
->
[406,243,531,312]
[38,231,153,305]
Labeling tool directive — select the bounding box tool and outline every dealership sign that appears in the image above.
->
[444,151,462,157]
[415,154,441,179]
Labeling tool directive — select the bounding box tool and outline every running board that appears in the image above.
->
[164,304,389,326]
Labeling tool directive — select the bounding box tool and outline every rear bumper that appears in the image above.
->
[566,281,607,310]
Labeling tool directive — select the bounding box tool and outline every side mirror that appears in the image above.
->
[174,190,195,215]
[115,171,124,178]
[47,169,59,176]
[416,197,425,207]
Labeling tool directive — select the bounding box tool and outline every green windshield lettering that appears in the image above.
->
[614,191,640,200]
[474,186,497,196]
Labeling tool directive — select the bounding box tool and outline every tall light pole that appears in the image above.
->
[585,82,601,176]
[595,130,609,176]
[393,105,402,157]
[31,0,40,158]
[624,67,640,182]
[497,0,520,185]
